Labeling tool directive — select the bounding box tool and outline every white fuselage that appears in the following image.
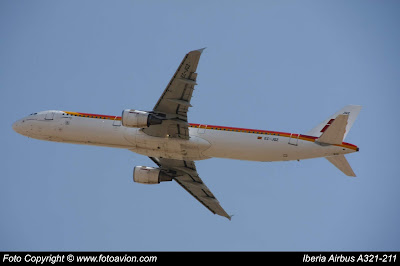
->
[12,110,358,162]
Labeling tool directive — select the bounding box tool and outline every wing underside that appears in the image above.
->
[139,49,230,219]
[143,48,205,140]
[150,157,231,220]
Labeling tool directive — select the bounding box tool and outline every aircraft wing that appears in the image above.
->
[143,48,205,140]
[149,157,231,220]
[143,49,230,219]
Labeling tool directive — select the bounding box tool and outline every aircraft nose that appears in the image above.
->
[12,119,25,135]
[12,120,20,133]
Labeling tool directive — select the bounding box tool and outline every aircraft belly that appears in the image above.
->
[200,131,282,161]
[127,129,211,161]
[200,130,347,162]
[42,118,133,148]
[29,115,353,161]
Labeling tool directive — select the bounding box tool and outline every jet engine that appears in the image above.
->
[121,109,163,128]
[133,166,172,184]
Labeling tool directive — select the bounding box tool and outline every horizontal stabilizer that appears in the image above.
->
[317,114,348,145]
[325,155,356,177]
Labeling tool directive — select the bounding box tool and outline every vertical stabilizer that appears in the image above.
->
[307,105,361,140]
[325,155,356,177]
[317,114,348,145]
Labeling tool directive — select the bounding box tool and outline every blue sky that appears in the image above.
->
[1,0,399,251]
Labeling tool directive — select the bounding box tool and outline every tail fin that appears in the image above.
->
[308,105,361,177]
[306,105,362,141]
[317,114,348,145]
[325,155,356,177]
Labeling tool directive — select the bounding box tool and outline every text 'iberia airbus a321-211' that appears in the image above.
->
[13,48,361,220]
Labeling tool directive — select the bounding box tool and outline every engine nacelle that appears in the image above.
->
[121,109,162,128]
[133,166,172,184]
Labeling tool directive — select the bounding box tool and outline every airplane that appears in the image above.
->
[12,48,361,220]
